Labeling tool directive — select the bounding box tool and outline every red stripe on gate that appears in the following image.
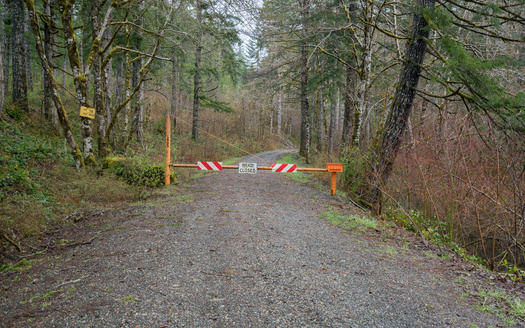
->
[202,162,213,170]
[197,161,222,171]
[272,163,297,173]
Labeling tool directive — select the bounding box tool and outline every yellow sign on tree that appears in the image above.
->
[79,106,95,119]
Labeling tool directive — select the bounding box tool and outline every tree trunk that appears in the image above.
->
[298,0,310,162]
[171,51,178,129]
[103,29,112,131]
[316,85,324,152]
[366,0,436,209]
[1,0,8,97]
[123,33,131,147]
[342,65,356,148]
[24,0,84,169]
[0,0,5,112]
[60,0,114,162]
[328,98,337,155]
[192,0,203,140]
[58,0,95,163]
[0,38,3,113]
[61,55,66,86]
[277,72,282,135]
[43,0,58,129]
[12,0,28,112]
[24,7,33,92]
[134,1,144,147]
[91,0,106,157]
[215,49,221,101]
[354,17,372,149]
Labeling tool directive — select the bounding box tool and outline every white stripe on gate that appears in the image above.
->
[272,163,297,173]
[197,161,223,171]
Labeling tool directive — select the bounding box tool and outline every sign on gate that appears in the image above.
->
[238,162,257,174]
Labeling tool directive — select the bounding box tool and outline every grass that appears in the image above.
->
[20,288,63,304]
[322,209,377,231]
[466,287,525,325]
[0,258,39,272]
[119,295,140,303]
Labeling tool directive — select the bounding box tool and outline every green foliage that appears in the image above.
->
[468,288,525,324]
[322,210,377,231]
[20,288,63,304]
[434,36,525,132]
[501,259,525,283]
[199,95,235,113]
[382,207,487,265]
[0,258,38,272]
[109,159,175,188]
[5,106,25,121]
[383,208,434,234]
[340,147,368,200]
[0,122,59,200]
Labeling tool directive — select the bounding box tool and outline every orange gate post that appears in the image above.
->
[165,113,171,186]
[327,163,343,196]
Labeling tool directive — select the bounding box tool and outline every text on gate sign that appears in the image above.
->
[238,162,257,174]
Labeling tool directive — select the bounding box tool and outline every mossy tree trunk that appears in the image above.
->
[316,85,324,153]
[91,0,107,157]
[364,0,436,211]
[12,0,28,112]
[24,0,84,169]
[24,7,33,92]
[328,94,337,155]
[341,65,356,148]
[1,0,9,96]
[192,0,203,141]
[59,0,94,163]
[171,51,178,130]
[58,0,115,163]
[43,0,58,131]
[298,0,310,162]
[0,0,4,112]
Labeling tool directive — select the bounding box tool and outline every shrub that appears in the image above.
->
[109,159,176,188]
[340,147,368,200]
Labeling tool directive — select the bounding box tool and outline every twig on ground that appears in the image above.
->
[55,275,87,289]
[2,233,21,251]
[64,235,99,248]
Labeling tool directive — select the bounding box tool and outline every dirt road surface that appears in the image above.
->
[1,151,521,327]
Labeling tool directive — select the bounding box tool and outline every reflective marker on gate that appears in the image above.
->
[272,163,297,173]
[197,161,223,171]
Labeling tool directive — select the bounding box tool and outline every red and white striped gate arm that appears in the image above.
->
[197,161,223,171]
[272,163,297,173]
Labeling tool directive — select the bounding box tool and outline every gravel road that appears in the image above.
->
[0,150,519,327]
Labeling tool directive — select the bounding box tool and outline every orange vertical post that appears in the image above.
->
[331,172,337,196]
[165,113,171,186]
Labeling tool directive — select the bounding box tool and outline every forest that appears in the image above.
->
[0,0,523,274]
